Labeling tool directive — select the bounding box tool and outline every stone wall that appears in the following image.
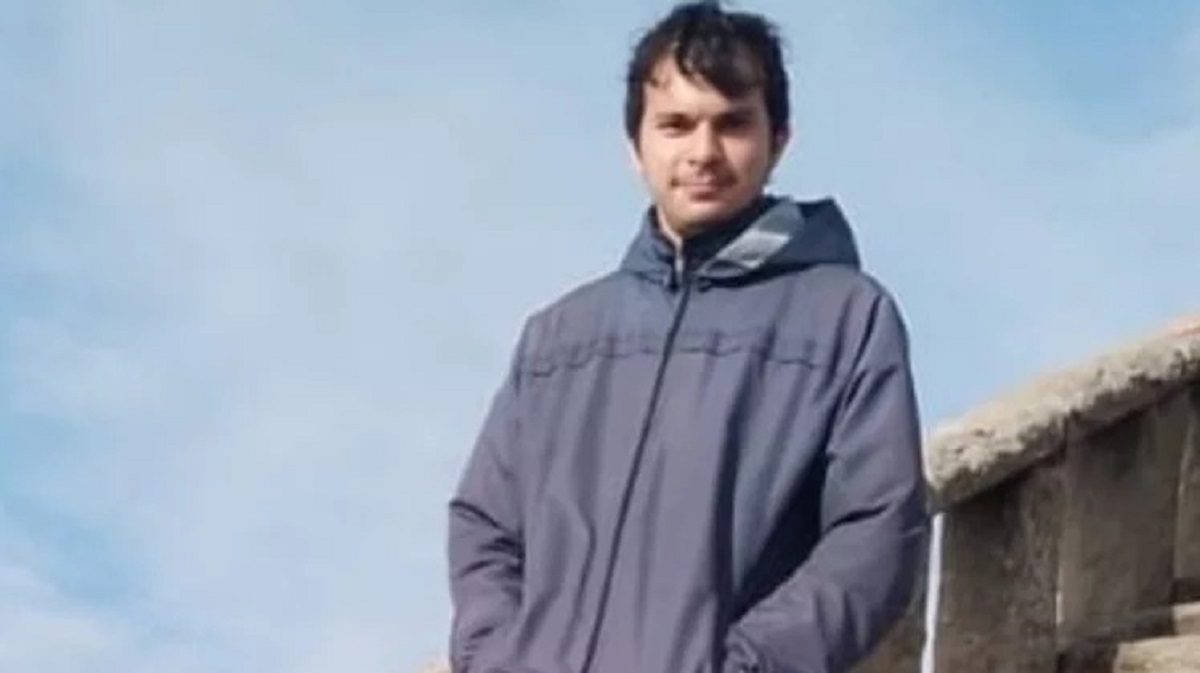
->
[884,315,1200,672]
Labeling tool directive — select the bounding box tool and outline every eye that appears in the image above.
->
[717,113,754,133]
[656,115,691,134]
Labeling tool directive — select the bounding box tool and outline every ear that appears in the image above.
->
[626,137,645,176]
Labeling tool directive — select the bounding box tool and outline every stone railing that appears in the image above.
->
[858,315,1200,672]
[423,315,1200,673]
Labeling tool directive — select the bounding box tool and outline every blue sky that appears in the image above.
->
[1,1,1198,671]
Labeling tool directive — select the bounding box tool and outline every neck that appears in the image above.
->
[656,212,685,251]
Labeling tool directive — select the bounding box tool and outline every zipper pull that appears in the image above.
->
[670,251,696,292]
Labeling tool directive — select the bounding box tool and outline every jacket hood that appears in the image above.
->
[619,195,861,285]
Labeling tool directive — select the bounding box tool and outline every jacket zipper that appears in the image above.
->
[579,250,697,673]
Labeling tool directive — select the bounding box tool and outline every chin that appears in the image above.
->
[676,200,743,228]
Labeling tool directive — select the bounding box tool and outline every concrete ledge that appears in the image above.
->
[1069,601,1200,647]
[927,316,1200,509]
[1060,634,1200,672]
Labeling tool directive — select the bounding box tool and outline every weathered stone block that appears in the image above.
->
[1177,383,1200,597]
[1059,394,1188,642]
[934,462,1063,673]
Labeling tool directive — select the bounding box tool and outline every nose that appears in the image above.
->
[686,125,722,166]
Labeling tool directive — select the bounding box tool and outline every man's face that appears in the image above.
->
[630,56,788,241]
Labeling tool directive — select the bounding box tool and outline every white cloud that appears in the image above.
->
[0,506,127,672]
[2,2,1197,672]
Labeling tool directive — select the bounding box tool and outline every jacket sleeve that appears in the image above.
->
[724,293,931,673]
[447,340,527,673]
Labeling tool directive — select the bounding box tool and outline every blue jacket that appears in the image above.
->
[447,195,930,673]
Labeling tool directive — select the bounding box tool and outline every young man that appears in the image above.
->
[446,3,929,672]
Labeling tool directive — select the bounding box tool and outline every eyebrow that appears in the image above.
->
[718,107,755,121]
[652,106,757,124]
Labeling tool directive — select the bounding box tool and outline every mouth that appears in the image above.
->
[676,180,730,197]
